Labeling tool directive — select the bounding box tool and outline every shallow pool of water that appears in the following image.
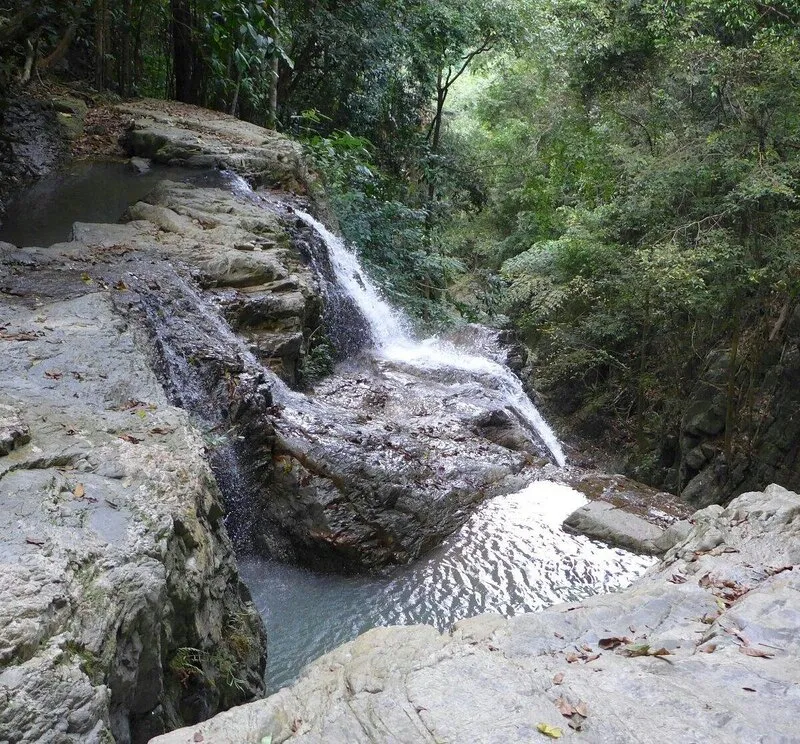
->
[0,160,230,247]
[240,480,655,692]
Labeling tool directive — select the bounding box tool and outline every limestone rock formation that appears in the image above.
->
[152,485,800,744]
[118,99,310,192]
[0,288,267,742]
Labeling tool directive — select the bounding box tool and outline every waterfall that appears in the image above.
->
[294,209,567,467]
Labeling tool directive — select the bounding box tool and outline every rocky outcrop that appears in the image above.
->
[118,99,310,192]
[0,280,266,742]
[152,484,800,744]
[0,101,324,741]
[0,96,68,216]
[562,472,691,555]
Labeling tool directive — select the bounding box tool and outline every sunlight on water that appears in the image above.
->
[240,481,655,692]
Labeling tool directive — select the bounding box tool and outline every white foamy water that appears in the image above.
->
[294,209,566,465]
[240,480,655,691]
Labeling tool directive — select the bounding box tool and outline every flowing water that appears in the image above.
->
[241,480,655,692]
[294,210,566,466]
[236,204,653,692]
[6,163,655,695]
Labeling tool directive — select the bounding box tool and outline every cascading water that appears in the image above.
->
[294,210,567,466]
[130,178,652,693]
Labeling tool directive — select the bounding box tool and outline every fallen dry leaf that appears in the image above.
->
[698,644,717,653]
[73,484,85,499]
[598,636,631,650]
[26,536,45,546]
[0,330,40,341]
[766,565,793,577]
[555,697,575,717]
[552,672,564,685]
[739,646,774,659]
[667,574,688,584]
[584,653,601,663]
[44,370,63,380]
[118,434,142,444]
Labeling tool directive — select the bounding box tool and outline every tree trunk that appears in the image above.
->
[39,19,80,72]
[266,0,280,129]
[94,0,108,90]
[723,312,741,465]
[171,0,194,102]
[427,72,446,202]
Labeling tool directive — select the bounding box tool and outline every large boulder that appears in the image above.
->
[152,484,800,744]
[117,99,310,192]
[0,287,267,743]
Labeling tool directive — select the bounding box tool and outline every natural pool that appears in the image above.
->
[240,480,655,692]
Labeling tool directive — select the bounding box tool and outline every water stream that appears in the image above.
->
[5,163,656,695]
[242,481,654,692]
[0,160,233,246]
[294,210,566,466]
[236,205,652,691]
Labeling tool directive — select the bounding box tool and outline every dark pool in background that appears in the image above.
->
[0,159,231,247]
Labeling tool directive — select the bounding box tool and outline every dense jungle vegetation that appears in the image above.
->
[2,0,799,496]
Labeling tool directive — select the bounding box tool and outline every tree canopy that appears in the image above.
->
[2,0,799,496]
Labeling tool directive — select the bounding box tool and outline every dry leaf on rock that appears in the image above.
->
[598,636,631,650]
[555,697,575,717]
[739,646,774,658]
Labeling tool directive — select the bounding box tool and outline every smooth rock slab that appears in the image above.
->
[563,500,690,555]
[152,485,800,744]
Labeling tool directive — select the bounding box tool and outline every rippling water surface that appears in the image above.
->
[240,480,655,692]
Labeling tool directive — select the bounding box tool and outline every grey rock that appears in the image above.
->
[152,485,800,744]
[0,404,30,455]
[0,289,267,742]
[682,465,724,508]
[129,157,152,174]
[117,100,310,190]
[563,500,665,555]
[201,250,289,288]
[683,399,726,437]
[684,443,710,471]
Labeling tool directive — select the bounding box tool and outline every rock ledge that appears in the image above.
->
[153,484,800,744]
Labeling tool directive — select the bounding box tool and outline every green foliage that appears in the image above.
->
[432,0,800,485]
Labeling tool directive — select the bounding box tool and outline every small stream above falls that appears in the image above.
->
[0,159,234,246]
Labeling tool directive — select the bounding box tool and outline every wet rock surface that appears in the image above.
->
[0,286,266,742]
[0,96,68,217]
[267,357,550,570]
[152,484,800,744]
